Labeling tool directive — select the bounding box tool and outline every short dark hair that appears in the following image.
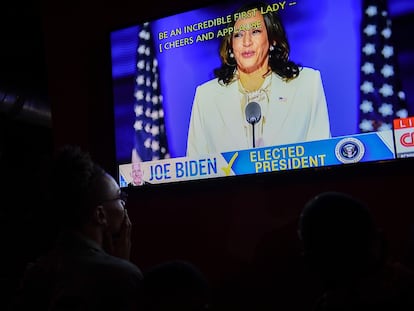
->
[299,191,376,250]
[51,145,106,229]
[298,191,380,280]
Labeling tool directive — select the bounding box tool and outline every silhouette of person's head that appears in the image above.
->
[51,144,127,237]
[298,191,383,287]
[144,260,210,311]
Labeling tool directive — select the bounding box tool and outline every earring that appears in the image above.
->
[229,50,234,58]
[269,45,275,52]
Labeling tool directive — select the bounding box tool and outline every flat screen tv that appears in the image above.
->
[110,0,414,187]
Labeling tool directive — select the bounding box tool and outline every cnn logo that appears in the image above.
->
[400,132,414,147]
[394,117,414,157]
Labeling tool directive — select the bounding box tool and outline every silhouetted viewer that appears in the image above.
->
[298,191,414,311]
[143,260,211,311]
[9,145,143,310]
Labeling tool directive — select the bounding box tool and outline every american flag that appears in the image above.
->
[358,0,408,132]
[133,22,170,161]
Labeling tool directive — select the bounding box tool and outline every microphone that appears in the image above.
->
[245,102,261,148]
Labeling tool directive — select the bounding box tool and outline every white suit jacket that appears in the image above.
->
[186,67,331,157]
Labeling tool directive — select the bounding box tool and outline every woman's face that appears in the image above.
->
[99,173,127,235]
[232,11,270,74]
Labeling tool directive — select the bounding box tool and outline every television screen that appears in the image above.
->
[110,0,414,187]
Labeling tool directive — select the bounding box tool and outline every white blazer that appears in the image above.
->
[186,67,331,157]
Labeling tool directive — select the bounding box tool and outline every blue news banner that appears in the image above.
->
[119,130,395,186]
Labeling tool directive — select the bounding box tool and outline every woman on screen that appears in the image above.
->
[186,1,331,157]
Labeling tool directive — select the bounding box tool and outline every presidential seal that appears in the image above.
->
[335,137,365,164]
